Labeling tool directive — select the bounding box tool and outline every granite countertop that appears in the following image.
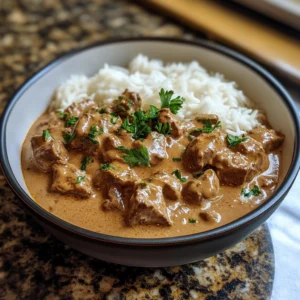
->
[0,1,274,299]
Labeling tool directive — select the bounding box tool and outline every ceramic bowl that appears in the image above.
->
[1,38,299,267]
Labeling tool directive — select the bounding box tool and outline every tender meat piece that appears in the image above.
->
[182,180,203,205]
[195,114,219,124]
[249,127,284,153]
[127,183,172,226]
[213,149,260,186]
[51,163,92,198]
[94,163,138,211]
[199,211,221,223]
[183,133,222,171]
[152,171,182,200]
[199,169,220,199]
[65,98,98,117]
[182,169,220,204]
[31,136,68,172]
[106,89,142,118]
[133,132,167,166]
[70,112,122,151]
[158,108,183,138]
[99,134,124,163]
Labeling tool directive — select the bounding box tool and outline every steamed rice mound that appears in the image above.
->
[51,54,263,135]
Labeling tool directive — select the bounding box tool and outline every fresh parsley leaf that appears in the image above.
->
[159,88,185,114]
[99,108,106,114]
[110,112,120,125]
[188,135,194,141]
[81,156,93,171]
[99,163,115,171]
[139,182,147,187]
[172,157,182,162]
[227,134,248,148]
[147,105,160,119]
[76,176,85,184]
[155,122,171,135]
[121,110,152,140]
[193,171,204,179]
[57,111,66,120]
[172,169,187,182]
[62,132,76,144]
[117,146,150,167]
[191,120,221,135]
[42,129,53,141]
[241,185,262,198]
[189,218,197,223]
[87,124,103,144]
[65,115,79,127]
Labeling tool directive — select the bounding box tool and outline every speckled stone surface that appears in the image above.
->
[0,0,274,299]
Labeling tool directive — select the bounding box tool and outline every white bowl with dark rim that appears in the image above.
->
[0,38,299,267]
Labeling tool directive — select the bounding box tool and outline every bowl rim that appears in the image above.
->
[0,37,299,246]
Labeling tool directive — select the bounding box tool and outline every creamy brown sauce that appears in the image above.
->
[21,97,283,238]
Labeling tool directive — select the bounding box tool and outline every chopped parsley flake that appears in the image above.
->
[147,105,160,119]
[241,185,262,198]
[57,111,67,120]
[42,129,53,141]
[172,169,187,182]
[81,156,93,171]
[99,108,106,114]
[65,115,79,127]
[139,182,147,188]
[116,145,150,167]
[76,176,85,184]
[99,163,115,171]
[62,132,76,144]
[155,122,171,135]
[110,112,120,125]
[159,88,185,114]
[227,134,248,148]
[193,171,204,179]
[189,219,197,223]
[87,124,103,144]
[172,157,182,162]
[191,120,221,135]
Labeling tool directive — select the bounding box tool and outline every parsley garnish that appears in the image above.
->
[227,134,248,148]
[81,156,93,171]
[172,157,182,162]
[42,130,53,141]
[76,176,85,184]
[121,110,152,140]
[188,135,194,141]
[155,122,171,135]
[191,120,221,135]
[99,108,106,114]
[159,88,185,114]
[241,185,261,198]
[87,124,103,144]
[193,171,204,179]
[147,105,160,119]
[62,132,76,144]
[172,169,187,182]
[117,146,150,167]
[65,115,79,127]
[139,182,147,188]
[57,111,66,120]
[110,112,120,125]
[99,163,115,171]
[189,219,197,223]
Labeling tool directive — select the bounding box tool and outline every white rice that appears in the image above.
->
[50,54,263,135]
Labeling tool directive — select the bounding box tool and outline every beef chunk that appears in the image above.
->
[51,163,92,198]
[99,134,124,163]
[133,132,167,166]
[70,112,122,151]
[213,149,258,186]
[66,98,98,117]
[94,163,138,211]
[106,89,142,118]
[199,210,221,223]
[158,108,183,138]
[249,127,284,153]
[183,133,222,171]
[31,136,68,172]
[152,171,182,200]
[195,114,219,124]
[182,169,219,204]
[128,183,172,226]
